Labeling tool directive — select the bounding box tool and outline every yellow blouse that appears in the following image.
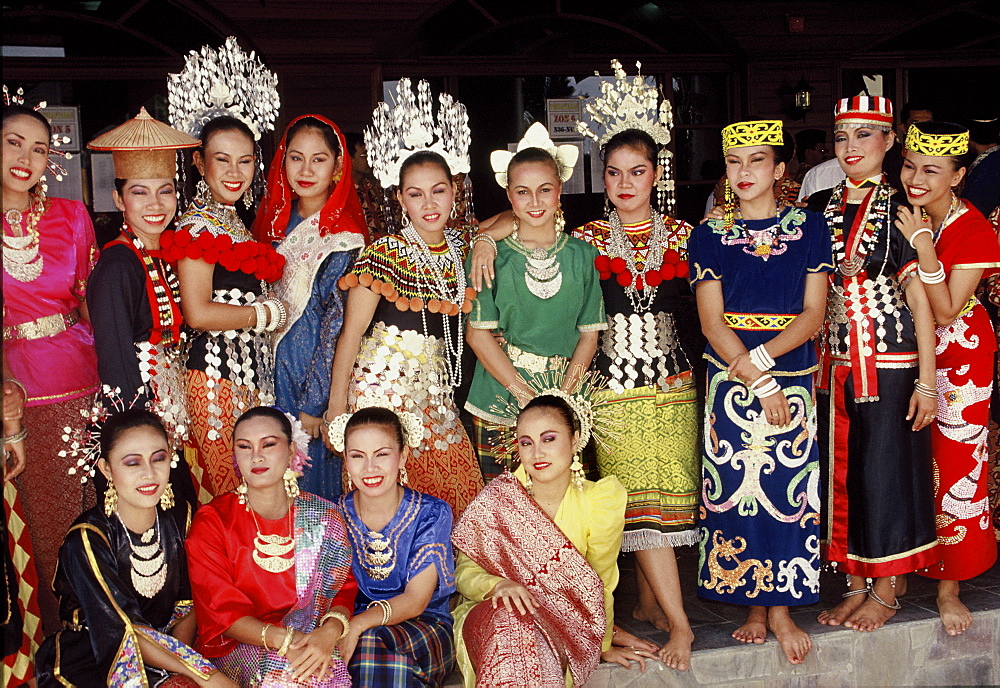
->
[452,471,626,687]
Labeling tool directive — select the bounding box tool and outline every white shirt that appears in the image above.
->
[797,158,846,202]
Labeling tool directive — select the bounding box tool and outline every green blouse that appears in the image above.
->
[465,232,606,424]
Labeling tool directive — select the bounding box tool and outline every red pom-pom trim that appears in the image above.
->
[645,270,663,286]
[616,271,633,287]
[663,249,681,265]
[609,257,627,273]
[659,264,676,281]
[594,255,611,272]
[635,276,644,290]
[675,261,689,279]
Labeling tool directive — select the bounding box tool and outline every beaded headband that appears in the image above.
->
[722,119,783,153]
[3,85,73,190]
[905,124,969,156]
[61,386,179,483]
[490,122,579,188]
[167,37,279,142]
[834,95,894,127]
[365,78,471,189]
[577,59,676,214]
[489,364,623,465]
[326,395,424,454]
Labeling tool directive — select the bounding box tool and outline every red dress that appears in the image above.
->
[922,203,1000,581]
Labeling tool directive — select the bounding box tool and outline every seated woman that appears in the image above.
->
[329,405,456,686]
[186,407,357,685]
[452,394,653,687]
[35,408,230,687]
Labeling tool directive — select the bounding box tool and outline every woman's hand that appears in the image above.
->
[469,240,497,292]
[489,578,537,616]
[894,206,933,247]
[338,626,361,666]
[321,401,348,452]
[700,205,725,224]
[727,352,761,385]
[907,388,937,431]
[602,645,657,672]
[4,442,26,482]
[758,390,791,427]
[275,298,291,332]
[287,624,339,681]
[3,379,25,424]
[299,412,323,440]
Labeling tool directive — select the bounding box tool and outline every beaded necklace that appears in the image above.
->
[122,226,182,346]
[2,193,48,283]
[606,210,668,312]
[824,178,892,279]
[400,225,467,388]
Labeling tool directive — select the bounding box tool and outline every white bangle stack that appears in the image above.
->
[470,233,498,254]
[917,260,946,285]
[748,344,775,373]
[250,302,269,333]
[907,228,933,249]
[750,374,782,398]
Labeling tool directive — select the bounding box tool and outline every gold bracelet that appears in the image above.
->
[3,426,27,444]
[277,626,294,656]
[320,610,351,641]
[367,599,392,626]
[260,622,272,650]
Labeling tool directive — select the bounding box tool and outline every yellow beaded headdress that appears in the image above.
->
[905,124,969,157]
[721,120,783,153]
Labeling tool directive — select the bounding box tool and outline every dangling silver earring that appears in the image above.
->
[555,204,566,234]
[570,454,586,489]
[196,179,211,204]
[283,468,300,500]
[603,195,613,219]
[243,186,254,210]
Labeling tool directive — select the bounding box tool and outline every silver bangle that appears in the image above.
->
[470,233,498,254]
[250,302,268,333]
[748,345,775,373]
[917,261,946,285]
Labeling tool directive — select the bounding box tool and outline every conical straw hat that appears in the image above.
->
[88,107,199,151]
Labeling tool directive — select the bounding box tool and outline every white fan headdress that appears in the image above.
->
[490,122,579,188]
[167,36,280,142]
[576,60,677,214]
[365,78,471,189]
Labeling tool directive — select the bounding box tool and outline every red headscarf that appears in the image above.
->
[252,114,369,243]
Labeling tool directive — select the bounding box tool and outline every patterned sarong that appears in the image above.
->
[185,369,239,503]
[452,473,605,687]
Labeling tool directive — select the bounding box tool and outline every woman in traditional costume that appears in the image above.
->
[186,407,356,685]
[35,408,230,687]
[3,96,100,632]
[465,123,606,481]
[453,389,655,686]
[324,80,483,514]
[252,115,368,502]
[329,405,456,686]
[894,121,1000,635]
[85,108,201,509]
[165,38,285,503]
[808,98,939,633]
[689,120,831,664]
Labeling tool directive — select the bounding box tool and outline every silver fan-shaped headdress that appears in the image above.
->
[365,78,471,189]
[576,60,676,214]
[167,36,279,141]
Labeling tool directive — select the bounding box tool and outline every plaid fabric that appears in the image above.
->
[472,417,506,482]
[349,615,454,688]
[3,481,44,687]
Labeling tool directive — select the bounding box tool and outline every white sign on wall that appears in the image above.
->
[546,98,583,140]
[40,106,81,152]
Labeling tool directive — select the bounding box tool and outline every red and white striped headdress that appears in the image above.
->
[834,96,894,127]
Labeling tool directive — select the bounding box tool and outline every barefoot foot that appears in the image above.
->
[632,605,673,634]
[657,627,694,671]
[818,587,867,626]
[844,579,898,632]
[937,581,973,636]
[733,606,767,644]
[611,626,659,653]
[767,606,812,665]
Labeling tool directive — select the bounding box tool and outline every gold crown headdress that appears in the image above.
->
[3,85,73,191]
[167,37,279,142]
[488,362,623,468]
[721,119,783,153]
[61,386,180,483]
[490,122,579,188]
[365,78,471,190]
[905,124,969,157]
[577,60,676,214]
[326,392,424,454]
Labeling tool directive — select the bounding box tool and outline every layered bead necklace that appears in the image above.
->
[3,193,48,283]
[117,511,167,598]
[826,178,892,278]
[606,210,669,312]
[400,224,467,388]
[511,218,563,299]
[122,226,183,346]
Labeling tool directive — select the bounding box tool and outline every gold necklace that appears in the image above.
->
[117,512,167,598]
[355,490,403,581]
[249,500,295,573]
[3,194,46,282]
